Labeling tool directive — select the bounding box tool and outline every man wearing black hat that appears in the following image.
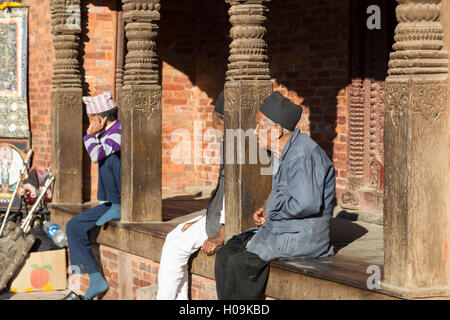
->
[157,91,226,300]
[214,91,336,300]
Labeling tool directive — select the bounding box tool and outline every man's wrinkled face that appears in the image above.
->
[254,111,279,151]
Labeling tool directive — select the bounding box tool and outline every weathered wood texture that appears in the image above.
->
[50,0,83,204]
[119,87,162,222]
[51,204,407,299]
[224,0,273,239]
[384,0,449,291]
[119,0,162,222]
[443,0,450,291]
[51,90,83,203]
[224,82,273,237]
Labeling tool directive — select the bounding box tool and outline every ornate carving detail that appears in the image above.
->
[225,0,271,81]
[343,0,392,209]
[347,79,364,192]
[122,0,160,87]
[367,80,385,190]
[411,81,447,121]
[120,87,161,120]
[341,190,359,207]
[386,79,447,126]
[386,82,408,127]
[51,89,83,114]
[50,0,82,89]
[387,0,448,122]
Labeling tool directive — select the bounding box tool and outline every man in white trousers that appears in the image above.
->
[157,91,225,300]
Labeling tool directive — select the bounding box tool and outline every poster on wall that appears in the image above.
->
[0,140,27,211]
[0,4,29,211]
[0,4,29,139]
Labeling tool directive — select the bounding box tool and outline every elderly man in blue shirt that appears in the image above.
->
[214,91,336,300]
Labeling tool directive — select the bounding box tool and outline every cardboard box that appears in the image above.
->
[9,249,67,293]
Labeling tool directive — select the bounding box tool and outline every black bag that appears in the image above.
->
[29,224,59,252]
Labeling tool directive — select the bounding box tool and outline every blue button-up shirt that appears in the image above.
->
[246,129,336,262]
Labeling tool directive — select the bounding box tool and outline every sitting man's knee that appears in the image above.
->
[164,228,182,246]
[66,216,83,236]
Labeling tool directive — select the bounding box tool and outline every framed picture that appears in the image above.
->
[0,139,28,211]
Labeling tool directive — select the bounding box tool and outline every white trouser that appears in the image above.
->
[156,215,208,300]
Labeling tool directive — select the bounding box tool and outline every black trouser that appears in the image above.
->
[215,231,270,300]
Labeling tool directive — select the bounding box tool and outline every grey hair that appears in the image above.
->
[264,117,291,135]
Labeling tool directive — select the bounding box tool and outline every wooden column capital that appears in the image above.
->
[225,0,270,82]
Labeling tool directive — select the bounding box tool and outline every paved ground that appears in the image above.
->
[0,289,70,300]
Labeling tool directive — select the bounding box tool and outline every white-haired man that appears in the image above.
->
[214,92,336,300]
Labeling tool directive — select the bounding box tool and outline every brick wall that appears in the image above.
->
[25,0,229,200]
[66,243,279,300]
[266,0,350,199]
[81,1,117,201]
[159,0,228,195]
[24,0,118,201]
[25,0,357,203]
[26,0,53,170]
[69,244,219,300]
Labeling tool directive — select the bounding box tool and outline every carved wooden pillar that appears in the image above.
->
[119,0,162,222]
[50,0,83,204]
[224,0,273,239]
[115,9,125,102]
[384,0,449,295]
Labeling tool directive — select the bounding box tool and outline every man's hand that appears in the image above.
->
[253,207,267,227]
[201,237,224,256]
[87,117,107,135]
[181,220,198,232]
[201,226,225,256]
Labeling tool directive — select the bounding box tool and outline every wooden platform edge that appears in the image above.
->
[49,205,449,300]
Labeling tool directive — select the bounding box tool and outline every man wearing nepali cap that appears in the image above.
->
[62,92,121,300]
[214,92,336,300]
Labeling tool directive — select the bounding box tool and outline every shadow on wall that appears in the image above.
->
[265,0,396,210]
[158,0,230,106]
[79,0,121,202]
[80,0,91,202]
[157,0,230,193]
[76,0,397,204]
[160,0,394,170]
